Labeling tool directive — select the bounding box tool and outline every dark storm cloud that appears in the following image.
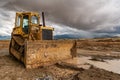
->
[0,0,120,37]
[1,0,120,32]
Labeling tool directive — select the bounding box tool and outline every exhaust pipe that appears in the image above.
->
[42,12,45,27]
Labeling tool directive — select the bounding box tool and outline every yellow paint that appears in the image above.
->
[13,12,53,40]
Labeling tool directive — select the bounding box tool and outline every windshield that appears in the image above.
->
[31,16,38,24]
[23,16,29,28]
[23,15,29,34]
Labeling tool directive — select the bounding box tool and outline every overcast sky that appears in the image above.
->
[0,0,120,38]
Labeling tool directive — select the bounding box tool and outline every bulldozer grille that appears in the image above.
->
[42,29,52,40]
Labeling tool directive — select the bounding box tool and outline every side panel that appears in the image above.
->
[25,40,76,68]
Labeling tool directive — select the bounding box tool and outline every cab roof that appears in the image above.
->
[16,12,39,15]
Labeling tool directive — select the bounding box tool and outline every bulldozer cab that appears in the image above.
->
[14,12,53,40]
[15,12,40,34]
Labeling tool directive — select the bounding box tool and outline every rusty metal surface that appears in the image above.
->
[25,40,76,68]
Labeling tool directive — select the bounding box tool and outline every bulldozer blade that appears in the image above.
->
[25,40,76,68]
[24,40,76,68]
[9,36,76,69]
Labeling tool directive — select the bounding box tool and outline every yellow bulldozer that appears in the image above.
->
[9,12,77,69]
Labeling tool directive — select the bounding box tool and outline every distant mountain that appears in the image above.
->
[54,34,82,39]
[0,36,11,40]
[93,35,114,39]
[54,34,118,39]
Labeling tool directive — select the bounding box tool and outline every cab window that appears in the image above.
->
[31,16,38,24]
[23,15,29,34]
[16,16,21,27]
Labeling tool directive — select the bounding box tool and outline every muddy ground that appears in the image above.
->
[0,38,120,80]
[1,55,120,80]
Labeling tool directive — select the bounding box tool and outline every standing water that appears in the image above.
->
[64,56,120,74]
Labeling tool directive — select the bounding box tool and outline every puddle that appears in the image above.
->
[88,59,120,74]
[77,56,120,74]
[64,56,120,74]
